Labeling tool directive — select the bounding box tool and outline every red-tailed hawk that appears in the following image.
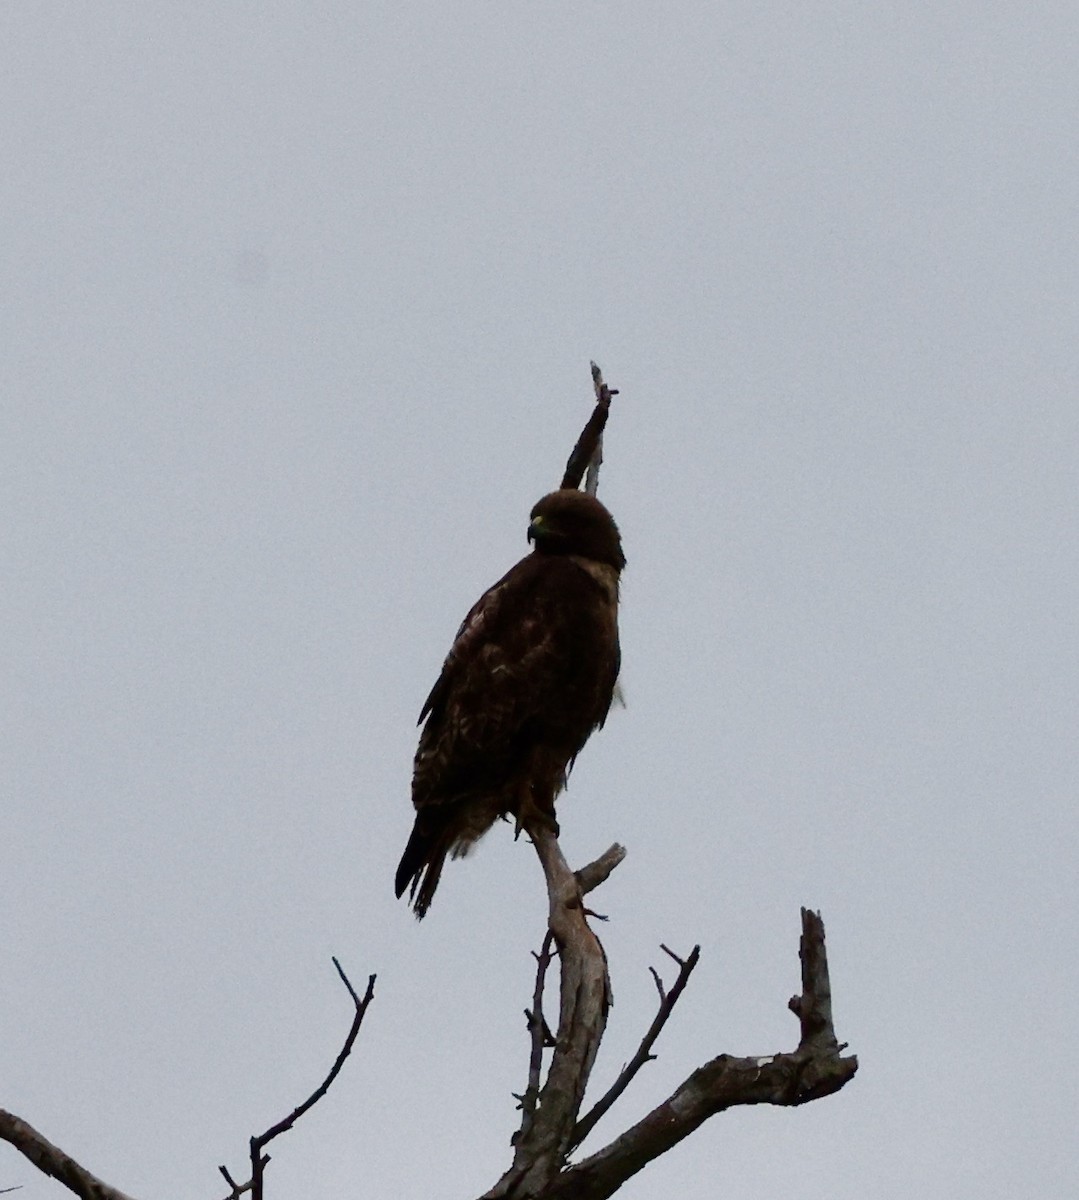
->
[395,489,625,918]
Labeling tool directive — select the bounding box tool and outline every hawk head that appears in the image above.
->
[527,490,625,572]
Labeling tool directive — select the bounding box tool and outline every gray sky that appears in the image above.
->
[3,3,1076,1197]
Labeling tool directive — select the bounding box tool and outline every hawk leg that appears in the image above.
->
[513,783,560,841]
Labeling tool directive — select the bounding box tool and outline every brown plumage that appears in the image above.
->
[395,489,625,918]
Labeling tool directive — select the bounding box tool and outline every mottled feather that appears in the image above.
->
[395,489,624,917]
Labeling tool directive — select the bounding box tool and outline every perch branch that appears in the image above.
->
[561,362,618,493]
[221,959,376,1200]
[543,908,858,1200]
[0,1111,137,1200]
[484,832,622,1198]
[570,944,701,1150]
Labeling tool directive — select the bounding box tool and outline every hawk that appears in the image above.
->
[395,488,625,918]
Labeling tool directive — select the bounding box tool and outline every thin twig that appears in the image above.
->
[225,960,375,1200]
[660,944,685,968]
[584,362,614,496]
[218,1166,240,1192]
[647,966,665,1003]
[560,362,618,492]
[513,931,557,1146]
[570,945,701,1150]
[217,1163,249,1200]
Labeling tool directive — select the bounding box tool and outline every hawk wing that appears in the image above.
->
[397,553,620,915]
[414,553,619,808]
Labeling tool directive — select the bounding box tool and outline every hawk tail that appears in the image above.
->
[395,819,448,920]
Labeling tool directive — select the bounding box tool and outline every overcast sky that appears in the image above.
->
[3,4,1077,1198]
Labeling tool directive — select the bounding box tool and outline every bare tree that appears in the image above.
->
[0,366,857,1198]
[481,829,856,1200]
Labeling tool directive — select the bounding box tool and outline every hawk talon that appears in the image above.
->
[514,801,560,842]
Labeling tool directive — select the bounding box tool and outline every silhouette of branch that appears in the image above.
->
[1,962,374,1200]
[561,362,618,493]
[543,909,858,1200]
[512,931,557,1148]
[0,1111,137,1200]
[217,1162,251,1199]
[570,943,701,1151]
[507,840,629,1168]
[219,959,376,1200]
[483,833,620,1198]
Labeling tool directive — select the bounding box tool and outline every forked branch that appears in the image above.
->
[542,909,858,1200]
[570,943,701,1151]
[513,930,557,1145]
[484,833,619,1199]
[220,959,376,1200]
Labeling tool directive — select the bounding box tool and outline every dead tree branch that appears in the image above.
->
[513,931,557,1146]
[542,909,858,1200]
[570,943,701,1151]
[0,1111,138,1200]
[484,830,618,1199]
[220,959,376,1200]
[510,842,626,1153]
[1,958,374,1200]
[561,362,618,493]
[574,844,626,897]
[217,1162,251,1200]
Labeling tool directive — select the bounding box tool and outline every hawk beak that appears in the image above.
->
[527,516,543,544]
